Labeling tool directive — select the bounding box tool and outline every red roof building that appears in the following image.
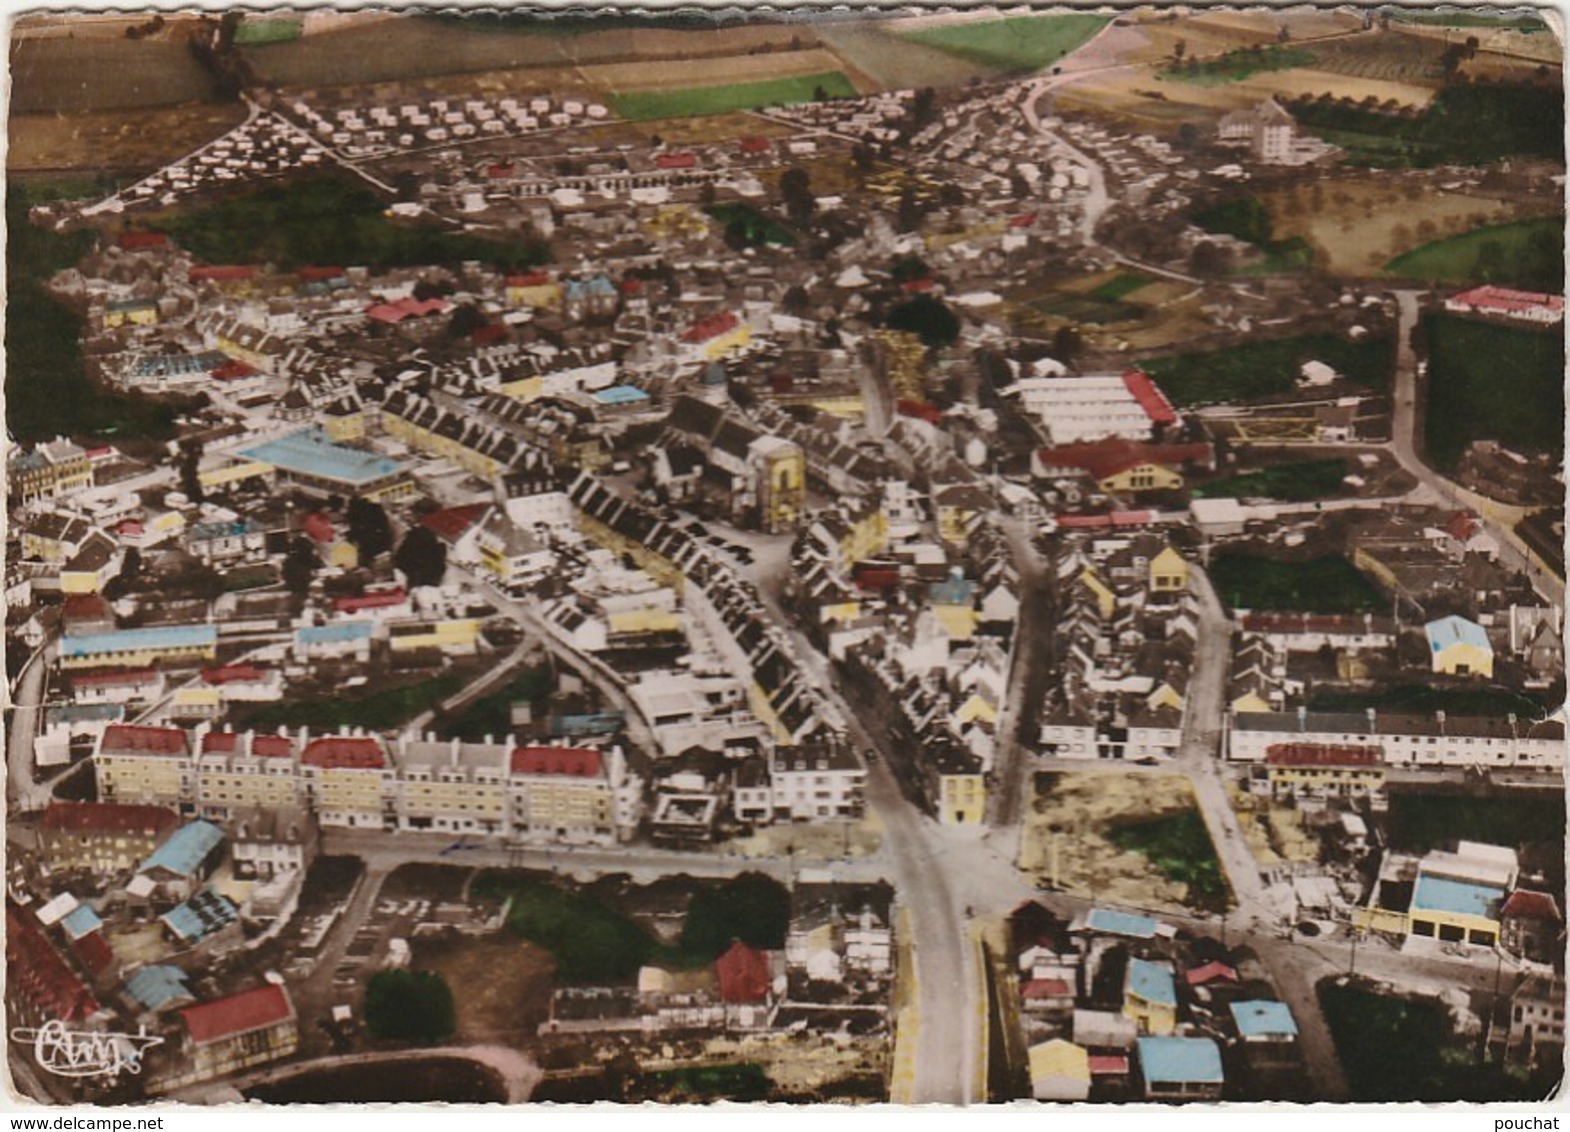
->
[421,503,487,544]
[1184,960,1239,987]
[1020,977,1074,1002]
[201,731,241,755]
[511,746,603,778]
[72,668,158,689]
[251,735,297,760]
[210,360,259,383]
[188,265,256,284]
[656,152,697,170]
[71,930,117,979]
[202,664,268,686]
[739,136,772,155]
[100,724,188,757]
[41,801,179,840]
[301,737,386,770]
[1501,890,1563,923]
[1053,510,1157,530]
[6,901,100,1024]
[1035,439,1210,484]
[505,270,552,288]
[486,162,516,180]
[1264,743,1382,769]
[365,297,450,325]
[682,311,740,344]
[1121,370,1178,427]
[715,940,771,1004]
[1088,1054,1129,1076]
[180,984,295,1046]
[333,588,409,615]
[118,230,169,251]
[1446,285,1564,322]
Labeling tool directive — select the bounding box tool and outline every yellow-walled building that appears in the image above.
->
[939,773,986,825]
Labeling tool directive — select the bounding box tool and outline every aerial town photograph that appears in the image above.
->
[1,0,1564,1112]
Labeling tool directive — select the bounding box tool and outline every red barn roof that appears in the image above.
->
[41,802,179,839]
[510,746,603,778]
[715,940,771,1004]
[181,984,294,1046]
[1122,370,1178,426]
[100,725,187,757]
[1265,743,1382,769]
[301,736,386,770]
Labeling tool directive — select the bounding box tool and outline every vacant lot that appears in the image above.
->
[1422,313,1563,471]
[610,71,857,121]
[415,933,556,1043]
[10,36,224,113]
[900,13,1108,73]
[1141,331,1392,407]
[1210,552,1384,614]
[1384,216,1563,291]
[1019,771,1226,914]
[9,104,247,176]
[239,671,468,731]
[1259,177,1533,277]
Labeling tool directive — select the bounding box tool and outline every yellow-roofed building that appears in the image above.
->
[1029,1039,1091,1101]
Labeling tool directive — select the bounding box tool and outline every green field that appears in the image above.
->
[1384,216,1563,291]
[610,72,856,120]
[900,14,1108,73]
[1289,83,1564,168]
[1210,553,1384,614]
[239,672,467,731]
[1141,332,1392,407]
[1158,45,1316,85]
[1107,809,1228,913]
[159,176,548,271]
[7,185,183,445]
[1421,312,1563,471]
[1193,459,1349,502]
[1192,194,1314,275]
[1089,273,1154,301]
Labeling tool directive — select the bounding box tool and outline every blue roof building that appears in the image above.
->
[928,577,978,606]
[62,624,217,662]
[296,620,374,647]
[125,965,194,1011]
[60,904,104,941]
[1128,958,1178,1007]
[140,820,225,879]
[159,888,238,944]
[238,429,410,497]
[1137,1036,1224,1099]
[1230,1000,1298,1042]
[592,385,651,407]
[1084,908,1160,939]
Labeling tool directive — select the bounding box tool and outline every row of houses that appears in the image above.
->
[92,723,642,845]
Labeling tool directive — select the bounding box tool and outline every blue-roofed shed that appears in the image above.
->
[1137,1037,1224,1099]
[1230,1000,1298,1042]
[592,385,650,407]
[1127,958,1177,1007]
[125,965,194,1011]
[60,903,104,941]
[159,889,238,944]
[140,820,225,880]
[1084,908,1160,939]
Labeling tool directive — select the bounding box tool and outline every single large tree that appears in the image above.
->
[394,525,447,588]
[345,496,393,562]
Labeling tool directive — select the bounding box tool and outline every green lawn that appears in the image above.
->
[1141,332,1392,407]
[1158,45,1316,85]
[1193,459,1349,502]
[1421,313,1563,471]
[159,176,548,271]
[438,666,552,742]
[901,14,1108,73]
[609,72,856,121]
[1089,273,1154,301]
[1210,553,1384,614]
[1106,809,1228,913]
[1384,216,1563,292]
[240,672,467,731]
